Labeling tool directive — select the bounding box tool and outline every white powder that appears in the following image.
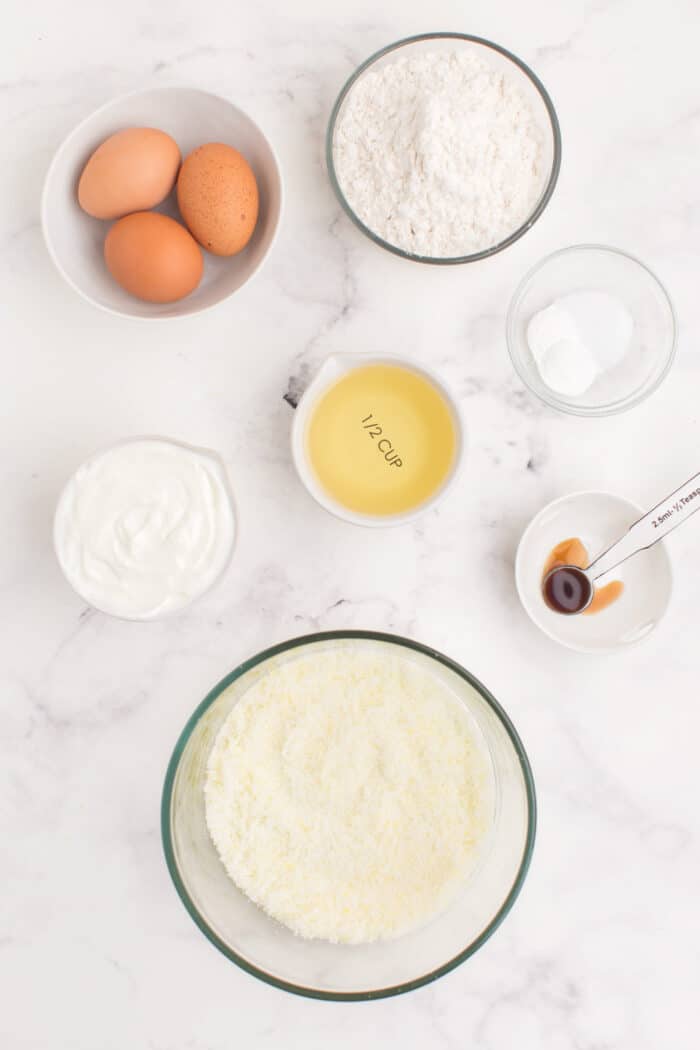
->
[205,645,494,943]
[527,291,634,396]
[332,49,545,258]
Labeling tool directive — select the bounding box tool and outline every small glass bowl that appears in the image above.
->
[507,245,677,416]
[162,631,536,1000]
[326,33,561,265]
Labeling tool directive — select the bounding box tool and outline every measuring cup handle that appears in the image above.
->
[588,471,700,579]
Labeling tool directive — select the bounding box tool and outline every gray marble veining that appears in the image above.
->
[1,1,699,1047]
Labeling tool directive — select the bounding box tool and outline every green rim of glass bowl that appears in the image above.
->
[326,32,562,265]
[506,243,678,416]
[161,629,537,1001]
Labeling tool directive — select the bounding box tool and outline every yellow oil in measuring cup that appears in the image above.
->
[305,363,457,516]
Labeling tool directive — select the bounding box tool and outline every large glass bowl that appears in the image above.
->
[326,33,561,265]
[161,631,536,1000]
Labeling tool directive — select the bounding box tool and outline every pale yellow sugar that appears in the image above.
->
[205,645,494,944]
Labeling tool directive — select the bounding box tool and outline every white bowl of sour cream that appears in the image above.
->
[54,437,236,620]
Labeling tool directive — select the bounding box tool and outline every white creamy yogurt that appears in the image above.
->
[54,438,235,619]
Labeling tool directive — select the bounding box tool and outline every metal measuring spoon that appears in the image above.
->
[543,471,700,614]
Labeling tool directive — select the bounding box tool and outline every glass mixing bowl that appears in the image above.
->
[507,244,677,415]
[326,32,561,264]
[161,631,536,1000]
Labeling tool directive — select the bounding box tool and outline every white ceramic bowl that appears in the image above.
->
[53,436,238,620]
[515,491,673,652]
[291,354,465,527]
[41,87,283,320]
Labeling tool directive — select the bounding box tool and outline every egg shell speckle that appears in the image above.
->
[177,142,259,256]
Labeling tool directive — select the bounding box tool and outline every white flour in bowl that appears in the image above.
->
[205,644,495,944]
[332,48,546,258]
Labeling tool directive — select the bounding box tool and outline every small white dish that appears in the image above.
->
[291,353,465,527]
[54,436,238,620]
[41,86,283,320]
[515,491,673,652]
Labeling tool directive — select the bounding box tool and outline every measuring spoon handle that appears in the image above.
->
[588,471,700,580]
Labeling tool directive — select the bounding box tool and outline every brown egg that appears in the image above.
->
[78,128,181,220]
[177,143,259,256]
[104,212,203,303]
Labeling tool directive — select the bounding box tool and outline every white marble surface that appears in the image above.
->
[2,0,699,1045]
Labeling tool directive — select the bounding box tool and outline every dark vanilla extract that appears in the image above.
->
[542,538,623,615]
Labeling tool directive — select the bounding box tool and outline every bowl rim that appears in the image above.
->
[325,31,562,265]
[40,84,284,322]
[161,629,537,1001]
[514,489,674,652]
[506,243,678,416]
